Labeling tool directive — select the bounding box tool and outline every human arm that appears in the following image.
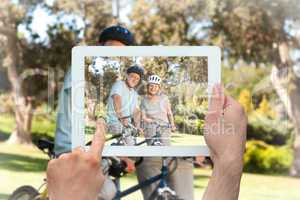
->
[112,94,128,127]
[202,84,247,200]
[166,100,176,131]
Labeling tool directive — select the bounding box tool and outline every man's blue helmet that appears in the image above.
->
[98,25,135,45]
[126,65,144,79]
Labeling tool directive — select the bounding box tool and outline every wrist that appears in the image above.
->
[203,157,243,200]
[213,155,243,179]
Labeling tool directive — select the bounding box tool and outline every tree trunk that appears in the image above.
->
[7,97,33,145]
[270,42,300,177]
[5,31,33,145]
[85,75,97,125]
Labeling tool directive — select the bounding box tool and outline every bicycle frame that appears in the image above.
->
[38,186,48,200]
[142,121,172,146]
[108,122,141,146]
[113,158,174,200]
[111,121,177,199]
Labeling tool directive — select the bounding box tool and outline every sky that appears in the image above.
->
[18,0,132,43]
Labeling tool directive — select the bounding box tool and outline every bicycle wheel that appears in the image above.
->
[9,185,40,200]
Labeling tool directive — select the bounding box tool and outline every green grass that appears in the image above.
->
[0,142,299,200]
[0,114,14,140]
[101,132,206,146]
[0,113,55,143]
[0,114,300,199]
[0,143,48,199]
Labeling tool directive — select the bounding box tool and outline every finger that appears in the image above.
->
[73,146,85,154]
[208,84,224,115]
[89,119,106,160]
[219,84,225,109]
[224,95,237,109]
[58,152,71,160]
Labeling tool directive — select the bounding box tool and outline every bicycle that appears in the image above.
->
[106,119,212,200]
[11,113,205,200]
[102,119,180,199]
[86,120,182,200]
[8,138,129,200]
[86,116,141,146]
[8,139,53,200]
[9,138,180,200]
[110,119,182,200]
[141,120,172,146]
[113,157,180,200]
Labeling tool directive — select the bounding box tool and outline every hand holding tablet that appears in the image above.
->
[47,85,247,200]
[203,84,247,200]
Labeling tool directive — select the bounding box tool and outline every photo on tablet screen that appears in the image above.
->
[84,56,208,147]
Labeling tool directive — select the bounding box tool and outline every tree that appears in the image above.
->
[0,0,41,144]
[53,0,114,125]
[129,0,300,176]
[0,0,114,144]
[0,1,84,144]
[53,0,113,45]
[0,1,66,144]
[129,0,206,45]
[207,0,300,176]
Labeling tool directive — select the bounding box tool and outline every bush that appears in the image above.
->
[174,115,185,129]
[0,93,14,113]
[247,113,293,145]
[174,102,206,135]
[174,115,204,135]
[244,140,293,174]
[256,95,276,119]
[222,66,270,98]
[238,89,254,114]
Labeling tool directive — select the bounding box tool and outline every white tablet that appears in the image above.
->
[71,46,220,157]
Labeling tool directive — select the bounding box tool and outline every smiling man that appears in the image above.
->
[106,65,144,142]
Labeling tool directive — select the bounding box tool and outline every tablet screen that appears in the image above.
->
[84,56,208,147]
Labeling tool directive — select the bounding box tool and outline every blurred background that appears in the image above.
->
[0,0,299,199]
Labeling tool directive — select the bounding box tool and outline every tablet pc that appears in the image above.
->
[71,46,220,156]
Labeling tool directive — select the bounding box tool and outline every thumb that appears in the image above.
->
[90,119,106,160]
[208,84,225,115]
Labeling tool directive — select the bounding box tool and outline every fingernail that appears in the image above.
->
[213,84,218,94]
[214,84,220,97]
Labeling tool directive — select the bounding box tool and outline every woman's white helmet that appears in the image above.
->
[148,75,161,85]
